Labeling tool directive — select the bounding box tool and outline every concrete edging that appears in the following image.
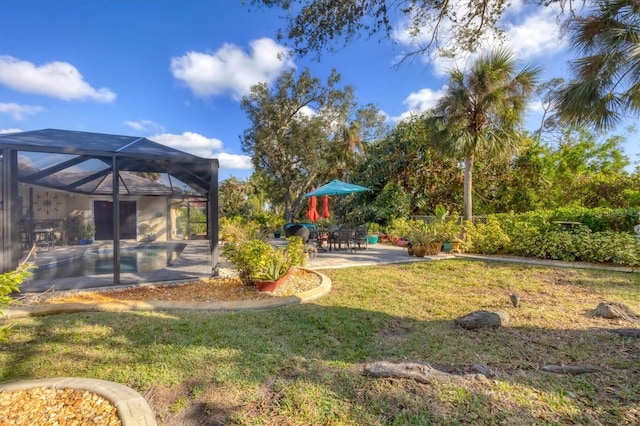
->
[0,377,157,426]
[1,268,332,320]
[454,254,639,274]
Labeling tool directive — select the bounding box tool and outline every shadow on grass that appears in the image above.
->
[2,301,638,425]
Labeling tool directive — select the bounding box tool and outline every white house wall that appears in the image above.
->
[18,185,177,242]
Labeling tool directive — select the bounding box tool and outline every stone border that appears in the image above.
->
[0,377,157,426]
[1,268,332,319]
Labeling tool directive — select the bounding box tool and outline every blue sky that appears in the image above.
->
[1,0,637,181]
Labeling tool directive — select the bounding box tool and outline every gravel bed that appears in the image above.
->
[0,387,121,425]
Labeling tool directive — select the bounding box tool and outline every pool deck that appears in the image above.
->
[19,239,446,294]
[20,240,216,293]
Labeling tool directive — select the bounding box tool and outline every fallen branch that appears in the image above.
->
[363,361,493,384]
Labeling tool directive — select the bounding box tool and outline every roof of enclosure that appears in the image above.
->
[0,129,218,196]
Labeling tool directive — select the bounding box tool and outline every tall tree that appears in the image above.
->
[328,105,388,180]
[219,177,252,217]
[556,0,640,130]
[240,68,366,222]
[350,113,462,223]
[427,49,540,221]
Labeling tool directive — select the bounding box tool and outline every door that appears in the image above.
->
[94,201,137,240]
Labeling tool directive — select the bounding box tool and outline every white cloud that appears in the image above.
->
[503,7,567,59]
[0,55,116,102]
[0,103,45,120]
[393,1,567,77]
[170,38,295,100]
[394,87,444,122]
[124,119,165,134]
[216,152,254,170]
[0,128,22,134]
[150,131,252,170]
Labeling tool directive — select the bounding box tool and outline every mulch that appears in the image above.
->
[0,387,121,425]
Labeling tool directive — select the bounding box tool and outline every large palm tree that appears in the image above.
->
[556,0,640,130]
[428,49,540,221]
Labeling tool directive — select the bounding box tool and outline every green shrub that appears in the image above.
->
[285,236,305,268]
[466,216,511,254]
[580,231,639,266]
[487,209,640,267]
[1,262,34,342]
[222,236,306,284]
[220,216,268,242]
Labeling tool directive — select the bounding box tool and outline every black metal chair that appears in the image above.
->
[332,226,353,251]
[350,225,369,253]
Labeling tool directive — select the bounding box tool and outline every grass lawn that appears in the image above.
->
[1,259,639,425]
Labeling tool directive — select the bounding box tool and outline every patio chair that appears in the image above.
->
[350,225,369,253]
[309,229,328,252]
[332,226,354,251]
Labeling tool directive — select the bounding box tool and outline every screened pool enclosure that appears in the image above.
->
[0,129,220,284]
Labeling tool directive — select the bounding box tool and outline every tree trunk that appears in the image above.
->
[283,196,293,223]
[463,154,474,222]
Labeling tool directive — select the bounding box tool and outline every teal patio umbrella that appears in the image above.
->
[304,180,370,222]
[303,180,370,197]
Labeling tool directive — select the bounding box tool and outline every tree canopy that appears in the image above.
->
[555,0,640,130]
[249,0,578,59]
[240,68,383,222]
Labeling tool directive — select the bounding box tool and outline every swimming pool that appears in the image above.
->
[31,243,186,281]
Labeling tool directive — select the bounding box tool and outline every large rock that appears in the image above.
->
[455,310,510,330]
[594,301,638,322]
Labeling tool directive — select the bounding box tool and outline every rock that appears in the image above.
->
[471,363,496,378]
[594,301,638,322]
[455,310,510,330]
[509,293,520,308]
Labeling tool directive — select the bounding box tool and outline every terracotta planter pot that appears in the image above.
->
[413,245,427,257]
[254,268,294,292]
[426,242,441,256]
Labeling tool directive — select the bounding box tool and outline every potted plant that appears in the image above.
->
[440,213,462,253]
[222,236,305,292]
[425,224,442,255]
[79,223,94,245]
[253,254,291,292]
[367,223,380,244]
[138,222,157,242]
[269,215,286,239]
[64,212,83,245]
[409,226,437,257]
[425,205,450,254]
[386,217,411,246]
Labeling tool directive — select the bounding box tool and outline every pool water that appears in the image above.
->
[32,244,186,281]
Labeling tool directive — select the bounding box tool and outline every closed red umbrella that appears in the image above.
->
[307,195,320,221]
[322,195,330,219]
